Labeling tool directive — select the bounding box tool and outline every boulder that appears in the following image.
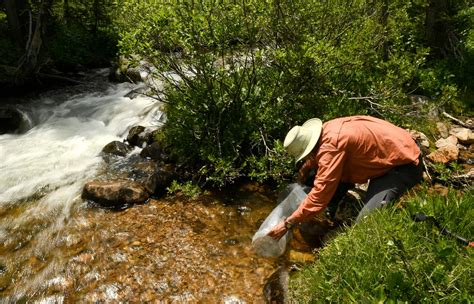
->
[145,164,176,196]
[0,106,31,134]
[125,67,143,83]
[101,141,133,157]
[427,145,459,164]
[436,122,449,138]
[450,127,474,145]
[126,126,146,147]
[435,135,458,149]
[82,180,150,208]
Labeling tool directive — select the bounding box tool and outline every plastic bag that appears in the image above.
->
[252,183,308,257]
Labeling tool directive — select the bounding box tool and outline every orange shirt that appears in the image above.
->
[287,116,420,223]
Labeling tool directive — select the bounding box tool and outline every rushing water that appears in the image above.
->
[0,71,279,302]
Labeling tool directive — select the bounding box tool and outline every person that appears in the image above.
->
[267,115,423,241]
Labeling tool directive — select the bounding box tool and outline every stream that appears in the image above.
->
[0,70,279,302]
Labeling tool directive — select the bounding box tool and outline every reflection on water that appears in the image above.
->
[0,184,279,302]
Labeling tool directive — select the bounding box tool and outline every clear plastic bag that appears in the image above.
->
[252,183,308,257]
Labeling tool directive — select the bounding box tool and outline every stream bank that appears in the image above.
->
[0,71,293,302]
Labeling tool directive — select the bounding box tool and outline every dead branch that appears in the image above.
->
[442,111,473,129]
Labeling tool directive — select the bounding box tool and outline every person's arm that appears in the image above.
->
[267,148,346,240]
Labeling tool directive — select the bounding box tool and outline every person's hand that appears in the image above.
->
[266,220,287,240]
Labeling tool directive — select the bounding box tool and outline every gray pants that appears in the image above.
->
[355,160,423,222]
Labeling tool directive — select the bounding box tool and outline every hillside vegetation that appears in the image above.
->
[289,188,473,303]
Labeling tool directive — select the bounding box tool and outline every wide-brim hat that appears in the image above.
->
[283,118,323,162]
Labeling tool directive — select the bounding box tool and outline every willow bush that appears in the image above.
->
[116,0,472,187]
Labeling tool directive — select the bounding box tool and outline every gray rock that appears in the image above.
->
[436,122,449,138]
[101,141,133,157]
[82,180,150,208]
[450,127,474,145]
[435,135,458,149]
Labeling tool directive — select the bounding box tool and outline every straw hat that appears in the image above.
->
[284,118,323,162]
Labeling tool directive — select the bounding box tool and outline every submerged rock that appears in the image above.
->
[102,141,133,157]
[82,180,150,208]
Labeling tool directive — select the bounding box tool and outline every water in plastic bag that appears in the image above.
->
[252,183,308,257]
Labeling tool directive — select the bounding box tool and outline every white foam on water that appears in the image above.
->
[0,82,160,207]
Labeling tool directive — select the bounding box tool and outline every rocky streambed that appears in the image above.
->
[1,182,283,302]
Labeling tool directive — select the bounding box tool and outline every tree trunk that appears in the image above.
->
[16,0,53,83]
[425,0,450,58]
[64,0,70,24]
[3,0,28,47]
[93,0,100,35]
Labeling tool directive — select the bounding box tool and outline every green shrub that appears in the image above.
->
[116,0,474,187]
[48,23,118,70]
[167,180,203,198]
[289,188,474,303]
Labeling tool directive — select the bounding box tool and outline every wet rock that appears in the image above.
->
[140,142,166,161]
[409,130,430,148]
[127,126,146,147]
[82,180,150,208]
[145,165,176,196]
[450,127,474,145]
[263,266,289,304]
[435,135,458,149]
[427,145,459,164]
[125,86,149,99]
[0,106,31,134]
[126,67,144,83]
[127,159,156,184]
[102,141,133,157]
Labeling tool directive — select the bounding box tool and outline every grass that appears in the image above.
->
[288,186,474,303]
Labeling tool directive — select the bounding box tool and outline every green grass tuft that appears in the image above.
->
[289,187,474,303]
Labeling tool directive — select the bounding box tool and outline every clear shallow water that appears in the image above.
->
[0,72,278,302]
